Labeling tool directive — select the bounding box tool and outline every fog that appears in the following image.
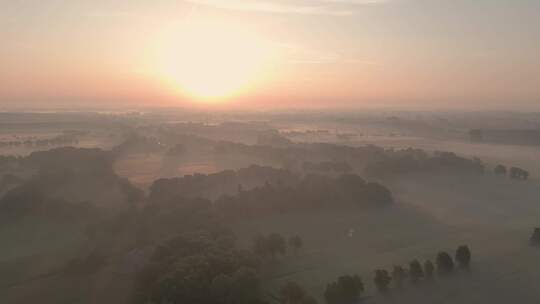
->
[0,109,539,303]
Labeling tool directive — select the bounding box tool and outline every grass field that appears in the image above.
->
[233,173,540,303]
[3,126,540,303]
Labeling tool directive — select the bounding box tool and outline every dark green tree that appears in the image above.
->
[324,275,363,304]
[510,167,529,180]
[374,269,392,293]
[409,260,424,283]
[436,251,454,275]
[530,228,540,246]
[455,245,471,268]
[268,233,286,257]
[391,265,407,288]
[423,260,434,279]
[134,232,263,304]
[280,282,306,304]
[494,164,507,176]
[253,235,269,257]
[253,234,287,258]
[302,296,318,304]
[288,235,303,255]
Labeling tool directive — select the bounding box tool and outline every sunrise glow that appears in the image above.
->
[159,20,276,103]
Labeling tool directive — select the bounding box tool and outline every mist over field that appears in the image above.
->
[0,109,540,303]
[2,0,540,302]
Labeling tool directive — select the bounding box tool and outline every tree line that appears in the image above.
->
[253,234,303,259]
[214,174,393,219]
[373,245,471,295]
[494,164,530,180]
[274,245,471,304]
[365,149,485,178]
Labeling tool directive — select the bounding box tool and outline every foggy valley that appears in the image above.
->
[3,0,540,303]
[1,110,540,303]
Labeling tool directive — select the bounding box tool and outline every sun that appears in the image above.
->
[160,20,274,103]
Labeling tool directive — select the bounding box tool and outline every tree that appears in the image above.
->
[391,265,407,288]
[436,251,454,275]
[455,245,471,268]
[281,282,306,304]
[530,228,540,246]
[374,269,392,293]
[469,129,483,142]
[494,164,507,176]
[409,260,424,283]
[324,275,363,304]
[423,260,434,279]
[166,144,186,157]
[510,167,529,181]
[268,233,286,257]
[253,235,269,257]
[363,182,394,206]
[289,235,303,255]
[253,234,287,258]
[134,232,264,304]
[302,296,318,304]
[280,282,319,304]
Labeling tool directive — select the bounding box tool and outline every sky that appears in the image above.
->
[1,0,540,110]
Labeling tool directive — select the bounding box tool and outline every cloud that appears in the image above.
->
[185,0,389,15]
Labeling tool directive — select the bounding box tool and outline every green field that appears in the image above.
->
[233,174,540,303]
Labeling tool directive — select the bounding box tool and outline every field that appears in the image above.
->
[233,173,540,303]
[2,112,540,303]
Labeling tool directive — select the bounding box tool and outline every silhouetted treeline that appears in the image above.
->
[280,282,318,304]
[111,134,164,157]
[0,143,482,304]
[214,173,393,218]
[372,245,472,295]
[214,141,384,174]
[365,149,485,177]
[133,230,267,304]
[212,140,488,180]
[324,275,364,304]
[0,178,99,222]
[257,130,293,147]
[0,147,143,223]
[252,234,303,258]
[529,228,540,246]
[302,161,352,175]
[0,155,22,170]
[493,164,530,180]
[469,128,540,146]
[0,132,80,148]
[165,143,186,157]
[127,193,272,303]
[150,165,299,201]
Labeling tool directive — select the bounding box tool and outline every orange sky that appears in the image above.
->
[1,0,540,110]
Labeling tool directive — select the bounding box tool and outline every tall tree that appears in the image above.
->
[302,296,318,304]
[288,235,303,255]
[494,165,507,176]
[391,265,407,288]
[280,282,306,304]
[530,228,540,246]
[253,235,269,257]
[436,251,454,275]
[455,245,471,268]
[268,233,286,257]
[324,275,363,304]
[423,260,435,279]
[409,260,424,283]
[374,269,392,293]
